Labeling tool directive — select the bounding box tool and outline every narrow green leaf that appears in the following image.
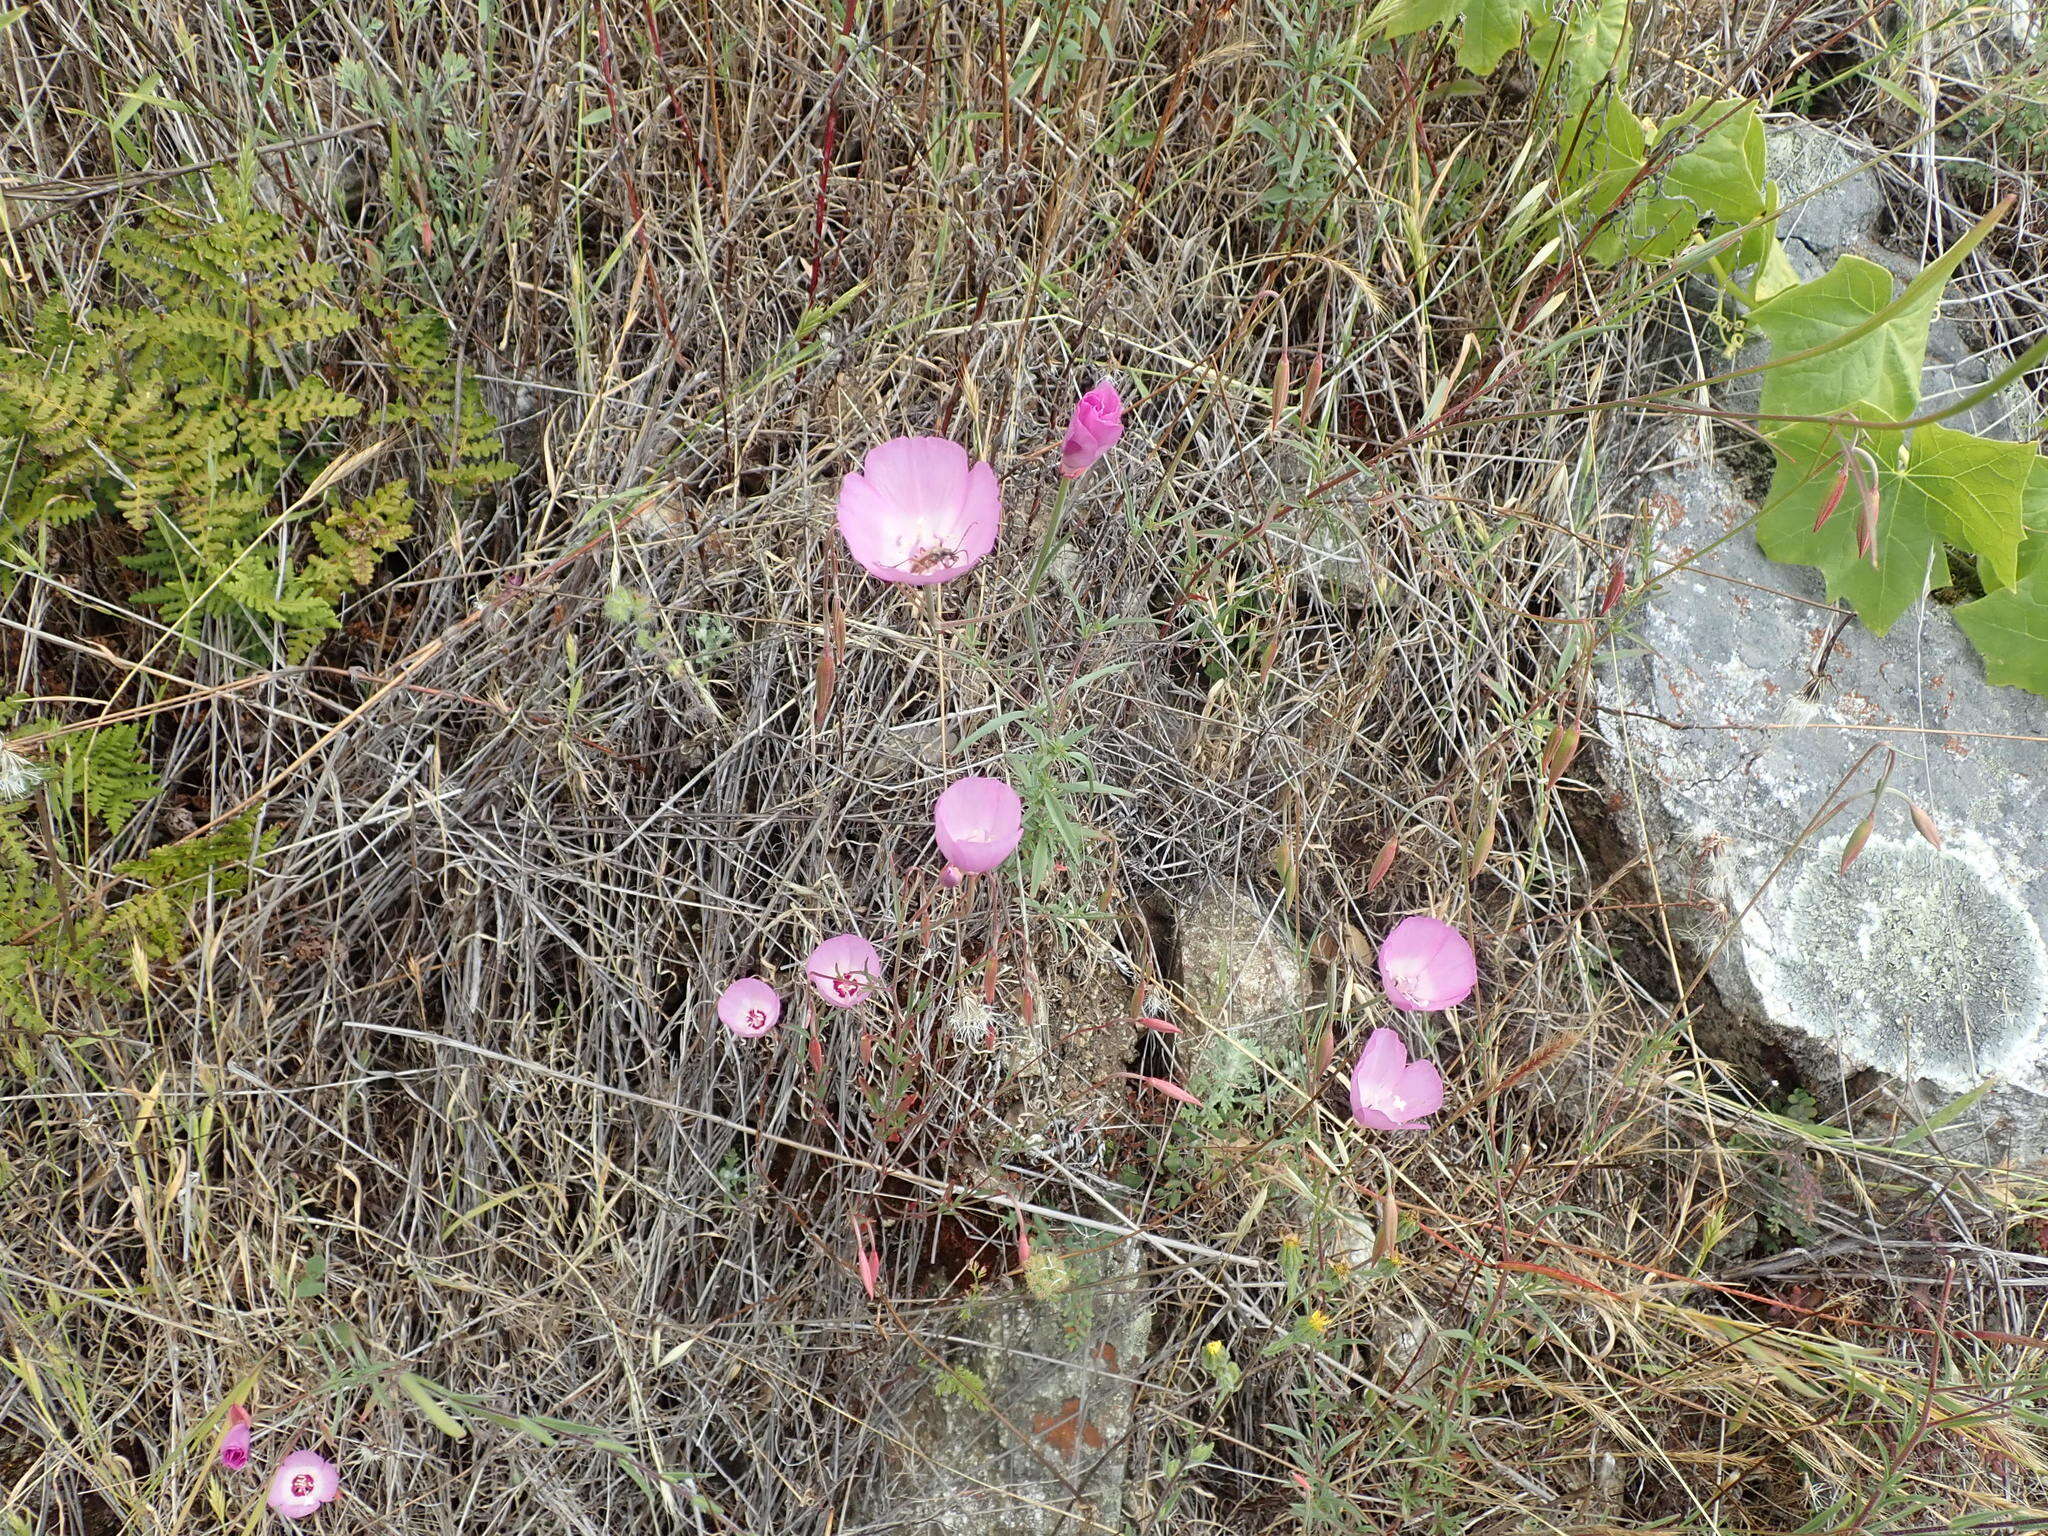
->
[1894,1079,1999,1148]
[398,1372,470,1439]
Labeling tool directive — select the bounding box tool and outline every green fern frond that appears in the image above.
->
[3,169,511,657]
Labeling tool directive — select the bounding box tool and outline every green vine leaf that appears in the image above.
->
[1637,99,1765,260]
[1756,422,2032,636]
[1748,256,1935,421]
[1526,0,1631,103]
[1893,424,2033,590]
[1454,0,1545,72]
[1755,419,1938,635]
[1956,572,2048,695]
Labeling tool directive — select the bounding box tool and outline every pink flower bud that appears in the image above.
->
[1376,915,1477,1012]
[939,863,964,888]
[1060,380,1124,478]
[1348,1028,1444,1132]
[933,776,1024,875]
[837,437,1000,585]
[806,933,882,1008]
[266,1449,340,1520]
[218,1404,252,1471]
[717,977,782,1038]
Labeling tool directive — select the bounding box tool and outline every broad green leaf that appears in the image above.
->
[1457,0,1545,73]
[1559,95,1646,265]
[1755,419,1944,635]
[1956,571,2048,695]
[1527,0,1631,104]
[2016,457,2048,583]
[1748,256,1927,420]
[1631,99,1765,260]
[1748,206,2004,423]
[1890,423,2032,590]
[1369,0,1462,37]
[1749,233,1803,304]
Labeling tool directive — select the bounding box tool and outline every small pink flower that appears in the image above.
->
[1376,915,1477,1012]
[933,775,1023,876]
[266,1449,340,1520]
[1060,380,1123,478]
[218,1403,252,1471]
[837,436,1000,585]
[717,977,782,1038]
[1348,1028,1443,1132]
[806,933,882,1008]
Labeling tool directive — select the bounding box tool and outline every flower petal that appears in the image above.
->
[861,435,970,514]
[1377,915,1477,1012]
[836,471,912,579]
[1395,1058,1444,1122]
[952,460,1001,564]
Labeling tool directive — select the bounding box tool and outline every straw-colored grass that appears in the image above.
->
[4,0,2048,1531]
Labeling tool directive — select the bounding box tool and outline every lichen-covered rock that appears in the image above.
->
[867,1248,1151,1535]
[1598,418,2048,1160]
[1176,888,1308,1101]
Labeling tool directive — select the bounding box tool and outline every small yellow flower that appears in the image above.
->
[1305,1309,1331,1335]
[1203,1339,1225,1358]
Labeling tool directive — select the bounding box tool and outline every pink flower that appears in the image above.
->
[266,1449,340,1520]
[933,775,1023,876]
[717,977,782,1038]
[1348,1028,1444,1132]
[1376,915,1477,1012]
[806,933,881,1008]
[218,1403,251,1471]
[836,437,1000,585]
[1060,380,1123,478]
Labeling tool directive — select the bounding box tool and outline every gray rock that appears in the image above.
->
[1176,888,1308,1101]
[870,1248,1151,1535]
[1599,417,2048,1162]
[1767,122,1884,268]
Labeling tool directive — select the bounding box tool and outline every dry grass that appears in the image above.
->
[4,0,2048,1532]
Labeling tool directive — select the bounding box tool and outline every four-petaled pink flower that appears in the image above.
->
[1376,915,1477,1012]
[717,977,782,1038]
[933,775,1024,880]
[266,1449,340,1521]
[1060,380,1123,478]
[1349,1028,1443,1132]
[806,933,882,1008]
[837,437,1000,585]
[218,1403,252,1471]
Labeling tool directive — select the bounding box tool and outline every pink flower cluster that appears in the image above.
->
[714,385,1114,1053]
[1347,916,1477,1134]
[212,1404,341,1522]
[713,777,1025,1037]
[835,382,1124,586]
